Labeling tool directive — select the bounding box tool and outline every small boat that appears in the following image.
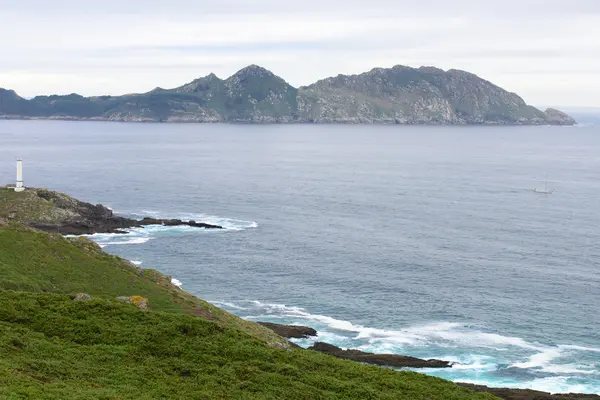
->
[533,180,553,194]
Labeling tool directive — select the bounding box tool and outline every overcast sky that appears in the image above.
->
[0,0,598,107]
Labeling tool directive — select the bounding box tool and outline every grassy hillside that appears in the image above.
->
[0,188,67,224]
[0,291,498,400]
[0,224,500,399]
[0,224,286,347]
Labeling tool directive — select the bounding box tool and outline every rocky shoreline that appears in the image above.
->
[30,217,223,235]
[258,321,600,400]
[0,114,577,126]
[457,383,600,400]
[257,322,318,339]
[1,187,223,234]
[258,321,451,369]
[308,342,452,369]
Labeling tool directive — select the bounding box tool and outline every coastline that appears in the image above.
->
[3,187,598,398]
[0,114,577,126]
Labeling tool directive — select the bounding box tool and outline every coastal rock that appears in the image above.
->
[73,293,92,301]
[457,383,600,400]
[0,218,7,227]
[257,322,318,339]
[116,296,149,310]
[0,187,223,235]
[0,64,575,125]
[308,342,452,369]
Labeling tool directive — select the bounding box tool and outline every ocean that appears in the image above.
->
[1,120,599,394]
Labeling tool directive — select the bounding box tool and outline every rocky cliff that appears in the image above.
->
[0,64,575,125]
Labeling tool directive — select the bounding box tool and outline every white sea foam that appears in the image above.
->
[459,376,600,395]
[219,300,600,392]
[171,278,183,288]
[130,260,143,265]
[512,348,563,369]
[101,237,152,246]
[78,211,257,248]
[128,210,258,232]
[560,344,600,353]
[211,301,250,310]
[445,356,498,372]
[511,346,600,375]
[175,213,258,231]
[243,301,542,351]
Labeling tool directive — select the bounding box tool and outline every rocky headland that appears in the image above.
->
[0,64,575,125]
[0,186,222,234]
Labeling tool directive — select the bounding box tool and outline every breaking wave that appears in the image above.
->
[214,300,600,395]
[171,278,183,288]
[73,211,257,247]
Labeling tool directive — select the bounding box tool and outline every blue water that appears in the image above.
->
[2,120,599,394]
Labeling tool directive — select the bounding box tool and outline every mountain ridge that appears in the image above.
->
[0,64,575,125]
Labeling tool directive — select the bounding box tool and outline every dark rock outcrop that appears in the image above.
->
[1,187,223,235]
[0,64,575,125]
[308,342,452,369]
[457,383,600,400]
[257,322,318,339]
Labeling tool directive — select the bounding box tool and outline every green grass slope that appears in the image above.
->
[0,224,500,399]
[0,188,68,224]
[0,291,498,400]
[0,225,286,347]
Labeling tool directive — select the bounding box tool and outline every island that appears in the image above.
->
[0,64,575,126]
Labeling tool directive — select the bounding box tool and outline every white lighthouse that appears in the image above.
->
[14,159,25,192]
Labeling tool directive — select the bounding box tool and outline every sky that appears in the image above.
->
[0,0,598,107]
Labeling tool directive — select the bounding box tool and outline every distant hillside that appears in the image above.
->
[0,64,575,125]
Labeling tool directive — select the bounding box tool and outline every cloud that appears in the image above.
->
[0,0,598,106]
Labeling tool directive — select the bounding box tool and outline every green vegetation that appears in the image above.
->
[0,225,286,346]
[0,224,499,399]
[0,188,61,224]
[1,64,575,124]
[0,291,497,399]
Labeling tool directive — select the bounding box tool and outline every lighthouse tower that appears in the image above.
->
[14,159,25,192]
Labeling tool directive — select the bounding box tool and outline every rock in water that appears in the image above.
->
[257,322,318,339]
[308,342,452,369]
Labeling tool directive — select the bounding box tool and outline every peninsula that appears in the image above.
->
[0,186,223,234]
[0,64,575,125]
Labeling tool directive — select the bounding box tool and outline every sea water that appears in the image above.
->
[1,120,599,394]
